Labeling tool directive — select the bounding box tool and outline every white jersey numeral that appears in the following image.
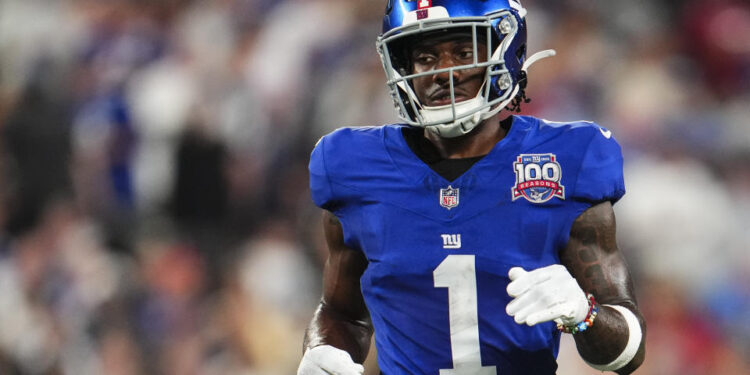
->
[433,255,497,375]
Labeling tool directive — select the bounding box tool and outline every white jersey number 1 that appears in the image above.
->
[433,255,497,375]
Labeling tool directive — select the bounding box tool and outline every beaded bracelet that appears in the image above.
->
[557,293,598,334]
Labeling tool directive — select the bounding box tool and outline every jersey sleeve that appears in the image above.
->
[309,136,335,210]
[571,128,626,204]
[308,132,363,251]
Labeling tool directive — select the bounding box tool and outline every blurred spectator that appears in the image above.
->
[616,155,742,293]
[231,219,320,373]
[2,61,73,238]
[682,0,750,98]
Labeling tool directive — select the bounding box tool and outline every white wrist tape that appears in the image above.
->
[584,304,642,372]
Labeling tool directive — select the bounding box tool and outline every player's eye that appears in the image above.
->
[457,48,474,60]
[413,53,436,66]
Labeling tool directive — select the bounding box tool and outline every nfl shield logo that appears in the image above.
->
[440,185,459,210]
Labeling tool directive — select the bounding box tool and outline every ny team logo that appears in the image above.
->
[512,153,565,203]
[440,234,461,249]
[440,185,459,209]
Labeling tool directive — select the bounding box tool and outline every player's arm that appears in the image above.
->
[299,210,372,374]
[505,201,645,374]
[559,201,646,374]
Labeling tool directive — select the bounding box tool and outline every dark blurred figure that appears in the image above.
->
[171,124,228,224]
[2,60,73,237]
[171,121,229,290]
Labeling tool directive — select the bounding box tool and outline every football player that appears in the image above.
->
[298,1,645,374]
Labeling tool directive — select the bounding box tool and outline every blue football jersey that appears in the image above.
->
[308,115,625,375]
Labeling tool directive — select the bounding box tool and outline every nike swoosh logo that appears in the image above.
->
[599,127,612,139]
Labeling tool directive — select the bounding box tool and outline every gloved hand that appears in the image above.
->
[505,264,589,326]
[297,345,365,375]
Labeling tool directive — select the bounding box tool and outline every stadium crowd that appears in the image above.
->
[0,0,748,374]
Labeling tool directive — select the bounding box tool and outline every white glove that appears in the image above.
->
[297,345,365,375]
[505,264,589,326]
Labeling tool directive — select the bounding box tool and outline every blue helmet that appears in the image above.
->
[376,0,554,137]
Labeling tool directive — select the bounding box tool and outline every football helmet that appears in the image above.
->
[377,0,555,138]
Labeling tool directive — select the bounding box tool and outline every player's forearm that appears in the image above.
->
[559,202,646,373]
[572,302,646,374]
[303,302,373,363]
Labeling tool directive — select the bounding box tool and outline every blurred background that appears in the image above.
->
[0,0,748,374]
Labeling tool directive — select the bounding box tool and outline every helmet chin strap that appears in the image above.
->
[423,49,557,138]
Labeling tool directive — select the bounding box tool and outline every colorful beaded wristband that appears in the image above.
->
[557,293,598,334]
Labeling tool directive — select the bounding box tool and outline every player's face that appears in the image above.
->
[410,35,488,107]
